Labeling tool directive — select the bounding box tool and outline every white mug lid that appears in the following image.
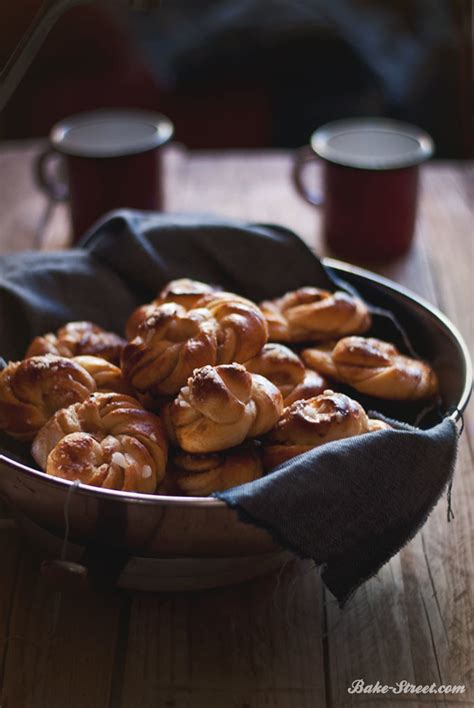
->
[311,118,434,170]
[50,109,174,158]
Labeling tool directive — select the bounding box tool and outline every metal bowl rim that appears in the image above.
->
[0,259,471,509]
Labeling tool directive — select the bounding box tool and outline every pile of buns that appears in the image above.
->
[0,278,438,496]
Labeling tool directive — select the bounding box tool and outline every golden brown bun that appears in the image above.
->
[157,278,221,309]
[125,303,159,342]
[73,356,133,396]
[203,293,268,363]
[169,441,263,496]
[245,343,305,388]
[32,392,168,494]
[122,295,268,399]
[0,355,96,440]
[284,369,328,406]
[245,343,327,405]
[302,336,438,401]
[25,321,126,365]
[262,389,390,469]
[125,279,221,339]
[122,303,219,397]
[163,364,283,453]
[259,287,371,342]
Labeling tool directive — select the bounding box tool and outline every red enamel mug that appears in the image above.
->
[293,118,434,262]
[35,109,174,243]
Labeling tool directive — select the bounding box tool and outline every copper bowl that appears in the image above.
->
[0,260,471,590]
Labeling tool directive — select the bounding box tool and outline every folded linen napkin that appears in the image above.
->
[0,211,460,604]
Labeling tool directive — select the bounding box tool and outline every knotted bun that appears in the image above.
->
[245,343,327,405]
[32,392,168,494]
[302,336,438,401]
[73,356,133,396]
[125,279,221,339]
[163,364,283,453]
[125,304,159,343]
[26,321,125,365]
[260,287,371,342]
[204,293,268,363]
[169,441,263,496]
[157,278,221,309]
[263,390,391,469]
[122,294,268,399]
[0,355,96,440]
[122,303,219,397]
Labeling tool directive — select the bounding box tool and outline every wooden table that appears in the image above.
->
[0,142,472,708]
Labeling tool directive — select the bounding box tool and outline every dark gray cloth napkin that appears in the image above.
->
[218,416,457,603]
[0,210,459,604]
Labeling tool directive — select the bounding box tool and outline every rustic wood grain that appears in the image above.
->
[0,527,21,692]
[164,145,320,249]
[119,560,326,708]
[0,141,52,253]
[1,543,123,708]
[0,142,471,708]
[325,164,473,707]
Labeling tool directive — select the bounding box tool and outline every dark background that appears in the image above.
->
[0,0,471,157]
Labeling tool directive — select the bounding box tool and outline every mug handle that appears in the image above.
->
[292,145,324,207]
[34,147,69,201]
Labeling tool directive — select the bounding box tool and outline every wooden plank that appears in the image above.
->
[0,141,51,252]
[1,543,123,708]
[0,140,73,252]
[41,202,71,251]
[0,527,21,683]
[163,145,321,251]
[325,163,473,707]
[386,167,473,700]
[120,560,326,708]
[407,165,473,699]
